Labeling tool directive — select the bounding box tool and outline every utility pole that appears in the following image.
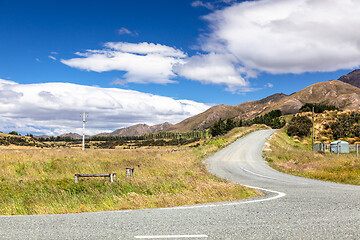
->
[81,112,88,151]
[312,106,315,150]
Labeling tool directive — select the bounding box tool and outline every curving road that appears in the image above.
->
[1,129,360,239]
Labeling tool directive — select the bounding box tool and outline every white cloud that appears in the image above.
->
[265,83,274,88]
[191,0,236,10]
[0,79,210,135]
[48,55,57,61]
[202,0,360,74]
[104,42,186,58]
[117,27,132,35]
[191,1,215,10]
[57,0,360,94]
[174,53,249,92]
[111,78,127,86]
[61,42,186,84]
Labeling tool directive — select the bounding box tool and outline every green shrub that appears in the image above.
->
[287,116,312,137]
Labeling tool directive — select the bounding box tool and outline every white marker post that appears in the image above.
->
[80,112,88,151]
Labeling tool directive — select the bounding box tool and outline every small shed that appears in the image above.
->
[330,140,349,153]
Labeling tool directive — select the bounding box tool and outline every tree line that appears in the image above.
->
[299,103,339,113]
[37,130,209,142]
[209,110,286,137]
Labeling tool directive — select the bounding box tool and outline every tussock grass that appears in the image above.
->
[0,126,266,215]
[265,130,360,185]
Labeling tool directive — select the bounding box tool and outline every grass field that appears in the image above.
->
[264,130,360,185]
[0,125,267,215]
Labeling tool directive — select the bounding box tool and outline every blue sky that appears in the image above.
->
[0,0,359,135]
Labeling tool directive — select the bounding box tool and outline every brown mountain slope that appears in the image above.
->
[338,69,360,88]
[274,80,360,114]
[169,80,360,132]
[98,122,173,137]
[167,93,288,132]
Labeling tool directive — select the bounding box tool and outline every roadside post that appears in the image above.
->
[126,168,135,178]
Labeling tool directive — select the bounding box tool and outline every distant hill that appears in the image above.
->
[96,122,173,137]
[169,80,360,132]
[60,132,92,139]
[33,134,51,139]
[338,69,360,88]
[0,132,45,147]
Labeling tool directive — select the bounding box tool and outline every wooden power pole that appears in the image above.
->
[312,106,315,150]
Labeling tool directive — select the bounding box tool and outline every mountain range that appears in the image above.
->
[35,69,360,138]
[94,122,173,137]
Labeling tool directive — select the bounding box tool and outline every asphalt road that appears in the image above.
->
[1,129,360,239]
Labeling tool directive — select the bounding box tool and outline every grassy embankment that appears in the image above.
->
[0,125,267,215]
[264,130,360,185]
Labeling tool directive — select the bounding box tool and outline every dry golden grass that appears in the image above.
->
[0,125,266,215]
[265,130,360,185]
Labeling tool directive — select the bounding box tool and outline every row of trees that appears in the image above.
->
[37,130,209,142]
[299,103,339,113]
[209,118,237,137]
[210,110,286,137]
[245,110,286,129]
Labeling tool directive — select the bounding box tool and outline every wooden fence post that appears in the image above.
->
[357,144,359,159]
[126,168,135,178]
[75,174,79,183]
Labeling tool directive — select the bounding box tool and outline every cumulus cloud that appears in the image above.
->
[174,53,249,92]
[0,79,210,135]
[104,42,186,58]
[58,1,360,93]
[202,0,360,74]
[61,42,186,84]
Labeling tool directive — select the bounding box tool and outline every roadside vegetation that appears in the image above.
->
[286,109,360,144]
[0,125,267,215]
[264,128,360,186]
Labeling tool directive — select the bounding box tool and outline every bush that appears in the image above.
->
[8,131,19,136]
[287,116,312,137]
[330,112,360,138]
